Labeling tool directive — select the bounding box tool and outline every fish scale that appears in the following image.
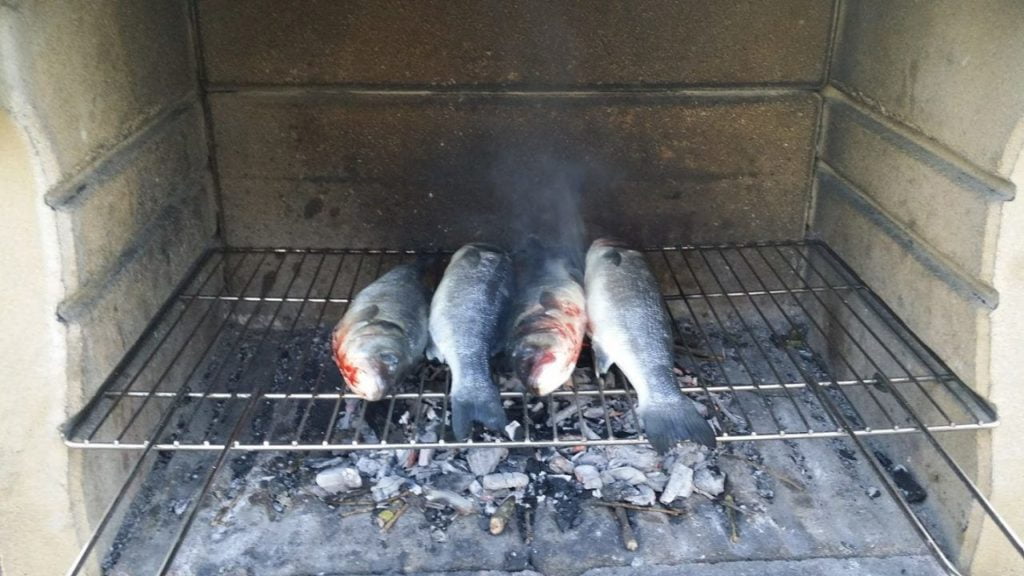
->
[331,262,431,401]
[507,253,587,396]
[585,239,717,452]
[429,244,514,439]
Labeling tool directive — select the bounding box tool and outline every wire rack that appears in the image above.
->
[63,241,996,452]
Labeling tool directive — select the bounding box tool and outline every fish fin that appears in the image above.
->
[425,337,443,363]
[451,389,508,440]
[592,341,613,375]
[538,290,559,311]
[639,399,717,453]
[602,250,622,267]
[348,304,380,326]
[462,246,482,267]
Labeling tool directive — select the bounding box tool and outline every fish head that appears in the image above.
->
[511,334,576,396]
[334,334,404,401]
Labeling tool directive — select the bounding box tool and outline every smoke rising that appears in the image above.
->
[490,151,587,269]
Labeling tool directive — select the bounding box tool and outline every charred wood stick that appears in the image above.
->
[725,495,739,543]
[522,506,534,545]
[489,497,516,535]
[380,501,409,532]
[612,506,638,551]
[340,506,375,518]
[590,500,687,517]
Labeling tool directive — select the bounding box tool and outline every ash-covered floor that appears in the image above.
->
[102,435,944,576]
[93,286,953,575]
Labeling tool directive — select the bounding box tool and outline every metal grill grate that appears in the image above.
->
[63,241,996,452]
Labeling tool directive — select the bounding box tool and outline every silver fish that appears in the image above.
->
[429,243,514,439]
[585,239,716,452]
[507,252,587,395]
[331,262,431,401]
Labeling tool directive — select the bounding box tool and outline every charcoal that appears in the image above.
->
[424,488,476,515]
[355,455,383,477]
[693,466,725,497]
[660,463,695,504]
[505,421,523,440]
[371,475,405,501]
[601,481,640,502]
[645,471,669,492]
[667,443,708,469]
[467,448,508,476]
[482,473,530,491]
[315,467,362,494]
[545,476,584,531]
[625,484,657,507]
[606,445,660,472]
[573,465,602,490]
[432,472,476,493]
[305,456,345,470]
[604,467,647,485]
[874,451,927,503]
[548,455,575,475]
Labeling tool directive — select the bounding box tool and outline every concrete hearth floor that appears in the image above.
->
[99,434,947,576]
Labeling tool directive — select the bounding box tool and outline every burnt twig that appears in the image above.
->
[590,501,687,517]
[725,495,739,543]
[612,506,638,551]
[489,497,516,535]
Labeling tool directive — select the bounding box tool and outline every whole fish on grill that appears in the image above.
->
[331,261,432,401]
[507,246,587,395]
[585,239,717,452]
[429,243,514,439]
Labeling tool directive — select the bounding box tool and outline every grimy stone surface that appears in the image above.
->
[109,440,943,575]
[0,3,216,575]
[199,0,836,87]
[831,0,1024,177]
[212,92,819,248]
[820,99,1000,283]
[813,171,987,392]
[57,103,211,292]
[2,0,197,183]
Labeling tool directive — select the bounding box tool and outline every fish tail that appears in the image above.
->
[450,385,508,440]
[639,398,717,453]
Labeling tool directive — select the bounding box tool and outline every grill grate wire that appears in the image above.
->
[62,241,1024,576]
[64,242,995,451]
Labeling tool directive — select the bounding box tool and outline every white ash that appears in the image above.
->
[606,445,660,472]
[424,488,476,515]
[306,456,346,470]
[504,421,522,439]
[645,471,669,492]
[548,455,575,475]
[482,472,530,491]
[372,475,405,501]
[660,463,695,504]
[573,465,603,490]
[467,447,508,476]
[355,455,383,477]
[602,467,647,486]
[315,466,362,494]
[665,443,709,469]
[693,466,726,497]
[625,484,657,507]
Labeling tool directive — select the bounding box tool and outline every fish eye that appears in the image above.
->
[378,351,400,370]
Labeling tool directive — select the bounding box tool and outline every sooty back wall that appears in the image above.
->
[199,0,836,249]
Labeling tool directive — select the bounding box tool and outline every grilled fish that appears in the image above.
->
[585,239,716,452]
[331,262,431,401]
[429,244,514,439]
[507,249,587,395]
